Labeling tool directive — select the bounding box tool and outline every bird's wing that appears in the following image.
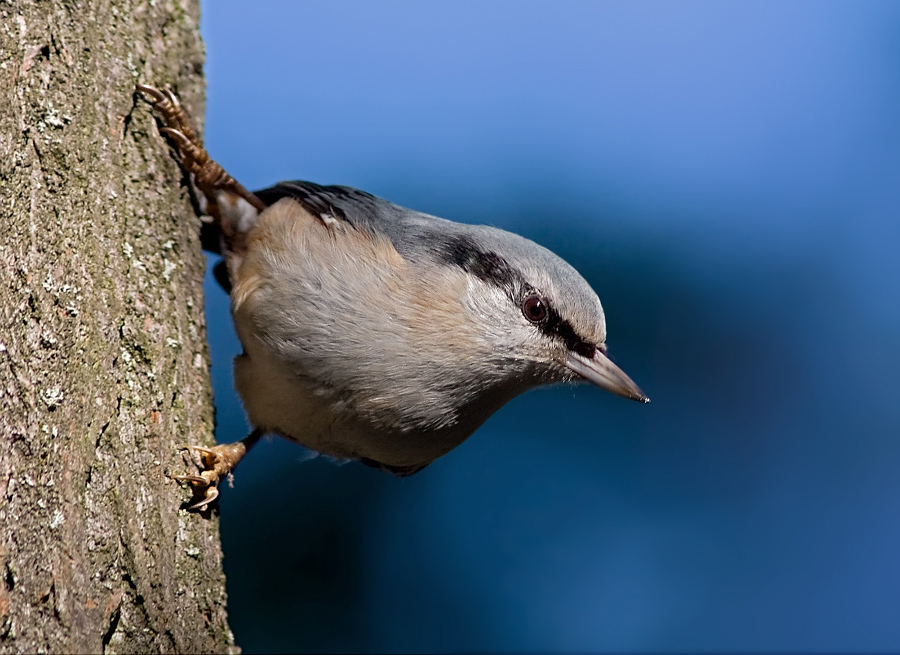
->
[252,180,458,260]
[254,181,395,231]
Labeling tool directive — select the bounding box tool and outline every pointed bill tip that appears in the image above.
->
[566,350,649,404]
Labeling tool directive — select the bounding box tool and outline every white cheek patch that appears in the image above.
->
[462,278,525,351]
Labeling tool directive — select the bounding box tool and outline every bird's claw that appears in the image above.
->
[174,444,229,511]
[135,83,198,147]
[174,480,220,511]
[136,83,265,211]
[192,445,219,466]
[136,84,222,186]
[173,473,208,485]
[173,437,259,511]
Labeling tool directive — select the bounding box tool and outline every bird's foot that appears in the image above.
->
[174,430,264,511]
[174,444,240,510]
[135,83,266,212]
[135,84,231,195]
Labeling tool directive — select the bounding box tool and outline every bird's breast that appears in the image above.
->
[227,197,526,469]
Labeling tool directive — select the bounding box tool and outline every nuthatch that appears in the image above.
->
[137,84,649,510]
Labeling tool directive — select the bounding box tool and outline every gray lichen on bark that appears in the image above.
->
[0,1,236,652]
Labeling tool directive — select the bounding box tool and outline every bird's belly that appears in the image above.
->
[233,351,469,469]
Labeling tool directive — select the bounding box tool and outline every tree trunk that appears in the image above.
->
[0,1,235,652]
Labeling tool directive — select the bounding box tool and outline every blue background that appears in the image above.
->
[197,2,900,652]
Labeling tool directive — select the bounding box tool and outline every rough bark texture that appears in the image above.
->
[0,1,236,652]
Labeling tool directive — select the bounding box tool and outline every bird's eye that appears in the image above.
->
[522,294,548,323]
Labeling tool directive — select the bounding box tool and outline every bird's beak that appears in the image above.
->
[566,350,649,403]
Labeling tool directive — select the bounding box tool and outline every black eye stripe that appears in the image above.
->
[521,284,596,358]
[540,303,597,359]
[573,340,597,359]
[437,236,598,358]
[436,236,519,291]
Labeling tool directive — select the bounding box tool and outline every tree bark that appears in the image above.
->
[0,1,235,652]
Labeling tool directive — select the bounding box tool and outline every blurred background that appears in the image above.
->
[198,1,900,652]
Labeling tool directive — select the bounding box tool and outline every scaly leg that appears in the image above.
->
[139,84,268,510]
[174,429,264,510]
[136,84,265,275]
[136,84,266,213]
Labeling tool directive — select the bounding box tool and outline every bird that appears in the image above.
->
[137,84,649,510]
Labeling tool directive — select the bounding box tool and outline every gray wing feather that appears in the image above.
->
[252,180,467,261]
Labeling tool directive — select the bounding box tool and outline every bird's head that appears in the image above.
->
[427,225,648,404]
